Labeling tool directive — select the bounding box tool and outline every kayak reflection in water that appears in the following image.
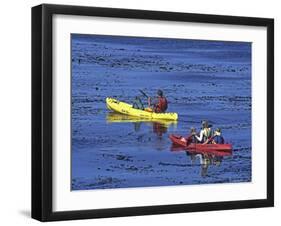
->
[133,122,142,132]
[134,121,169,137]
[132,121,168,135]
[153,122,168,137]
[106,112,177,136]
[186,151,223,178]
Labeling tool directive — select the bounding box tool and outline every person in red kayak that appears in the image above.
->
[148,89,168,113]
[195,120,212,144]
[180,127,198,144]
[211,128,225,144]
[189,127,199,143]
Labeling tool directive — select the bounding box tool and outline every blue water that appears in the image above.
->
[71,34,252,190]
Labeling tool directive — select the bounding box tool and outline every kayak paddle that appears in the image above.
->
[139,89,149,98]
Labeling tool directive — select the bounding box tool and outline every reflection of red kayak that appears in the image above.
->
[169,134,232,152]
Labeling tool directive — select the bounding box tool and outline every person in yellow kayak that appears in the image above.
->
[132,96,145,110]
[195,120,213,144]
[148,89,168,113]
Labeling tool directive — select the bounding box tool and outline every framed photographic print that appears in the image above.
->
[32,4,274,221]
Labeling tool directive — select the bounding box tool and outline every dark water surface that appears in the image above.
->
[71,34,252,190]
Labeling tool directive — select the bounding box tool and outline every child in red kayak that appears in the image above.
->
[212,128,225,144]
[180,127,198,144]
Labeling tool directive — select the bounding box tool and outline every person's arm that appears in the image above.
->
[148,97,151,107]
[148,97,157,107]
[203,135,215,145]
[195,130,204,142]
[150,97,158,106]
[148,97,158,110]
[185,134,193,143]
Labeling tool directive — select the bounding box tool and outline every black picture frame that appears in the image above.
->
[32,4,274,222]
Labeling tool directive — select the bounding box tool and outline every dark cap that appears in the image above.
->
[190,127,196,132]
[201,120,209,128]
[157,89,163,97]
[215,128,221,132]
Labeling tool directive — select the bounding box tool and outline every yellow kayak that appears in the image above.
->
[106,97,178,121]
[106,112,178,126]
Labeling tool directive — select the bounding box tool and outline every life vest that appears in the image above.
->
[202,128,212,142]
[189,135,198,144]
[155,97,168,113]
[213,135,224,144]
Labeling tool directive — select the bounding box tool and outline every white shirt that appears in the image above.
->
[195,128,211,142]
[195,130,205,142]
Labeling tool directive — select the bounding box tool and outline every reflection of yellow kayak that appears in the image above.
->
[106,112,178,126]
[106,97,178,121]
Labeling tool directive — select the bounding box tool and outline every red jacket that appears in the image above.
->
[155,97,168,113]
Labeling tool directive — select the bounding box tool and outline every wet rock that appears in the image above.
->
[126,166,138,171]
[116,155,131,161]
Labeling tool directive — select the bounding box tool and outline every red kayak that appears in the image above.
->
[169,134,232,153]
[170,144,232,156]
